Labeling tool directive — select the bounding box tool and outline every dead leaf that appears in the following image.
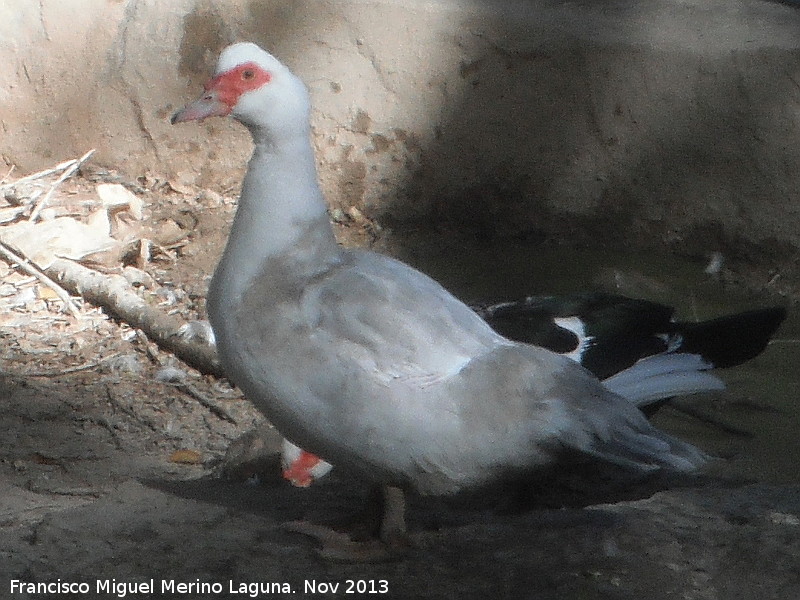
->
[151,219,187,246]
[0,217,119,269]
[37,285,61,301]
[31,452,61,466]
[162,179,197,196]
[86,208,111,237]
[168,449,203,465]
[97,183,144,220]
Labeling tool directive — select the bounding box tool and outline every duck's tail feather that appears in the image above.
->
[603,353,725,408]
[585,421,709,473]
[675,306,786,368]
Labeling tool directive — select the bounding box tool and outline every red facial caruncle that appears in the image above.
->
[171,61,272,124]
[204,61,272,111]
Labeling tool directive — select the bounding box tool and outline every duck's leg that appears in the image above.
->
[379,485,408,544]
[285,485,411,562]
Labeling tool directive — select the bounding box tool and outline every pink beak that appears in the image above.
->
[171,90,230,124]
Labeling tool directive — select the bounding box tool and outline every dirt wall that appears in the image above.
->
[2,0,800,254]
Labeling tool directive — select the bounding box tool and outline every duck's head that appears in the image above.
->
[171,42,311,138]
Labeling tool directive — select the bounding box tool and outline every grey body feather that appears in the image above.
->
[212,233,706,495]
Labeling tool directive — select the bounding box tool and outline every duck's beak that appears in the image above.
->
[171,90,230,124]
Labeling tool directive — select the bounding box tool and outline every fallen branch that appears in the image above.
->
[46,258,224,378]
[0,241,83,319]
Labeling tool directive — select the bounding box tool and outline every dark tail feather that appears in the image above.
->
[676,307,787,368]
[585,411,709,474]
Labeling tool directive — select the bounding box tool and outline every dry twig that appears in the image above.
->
[29,149,96,222]
[0,241,83,318]
[0,160,74,191]
[4,353,124,378]
[171,380,237,424]
[135,330,236,424]
[0,164,15,185]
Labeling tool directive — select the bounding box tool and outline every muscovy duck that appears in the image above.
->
[172,42,710,557]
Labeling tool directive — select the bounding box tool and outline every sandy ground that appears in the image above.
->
[1,174,799,600]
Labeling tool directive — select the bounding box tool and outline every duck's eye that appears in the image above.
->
[242,69,255,80]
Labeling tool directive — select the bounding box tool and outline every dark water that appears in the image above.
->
[394,236,800,484]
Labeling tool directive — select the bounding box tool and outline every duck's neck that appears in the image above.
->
[209,132,339,314]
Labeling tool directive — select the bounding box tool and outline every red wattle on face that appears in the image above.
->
[171,61,271,124]
[204,62,272,108]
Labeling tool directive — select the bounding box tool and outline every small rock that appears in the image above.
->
[704,251,724,277]
[198,189,224,206]
[177,320,216,347]
[330,208,347,223]
[38,207,58,221]
[154,287,178,306]
[103,353,142,374]
[154,366,186,384]
[768,511,800,526]
[346,205,367,224]
[122,266,155,289]
[11,286,36,307]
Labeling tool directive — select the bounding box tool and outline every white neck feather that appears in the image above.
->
[207,132,337,319]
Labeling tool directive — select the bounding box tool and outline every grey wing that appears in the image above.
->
[447,345,707,480]
[301,249,509,388]
[279,249,704,487]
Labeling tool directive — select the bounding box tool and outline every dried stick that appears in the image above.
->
[29,149,95,222]
[0,160,74,190]
[0,241,83,319]
[46,258,224,378]
[135,330,235,423]
[0,164,15,185]
[172,379,237,424]
[6,353,124,378]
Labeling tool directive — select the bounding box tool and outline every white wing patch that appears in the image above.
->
[553,316,593,363]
